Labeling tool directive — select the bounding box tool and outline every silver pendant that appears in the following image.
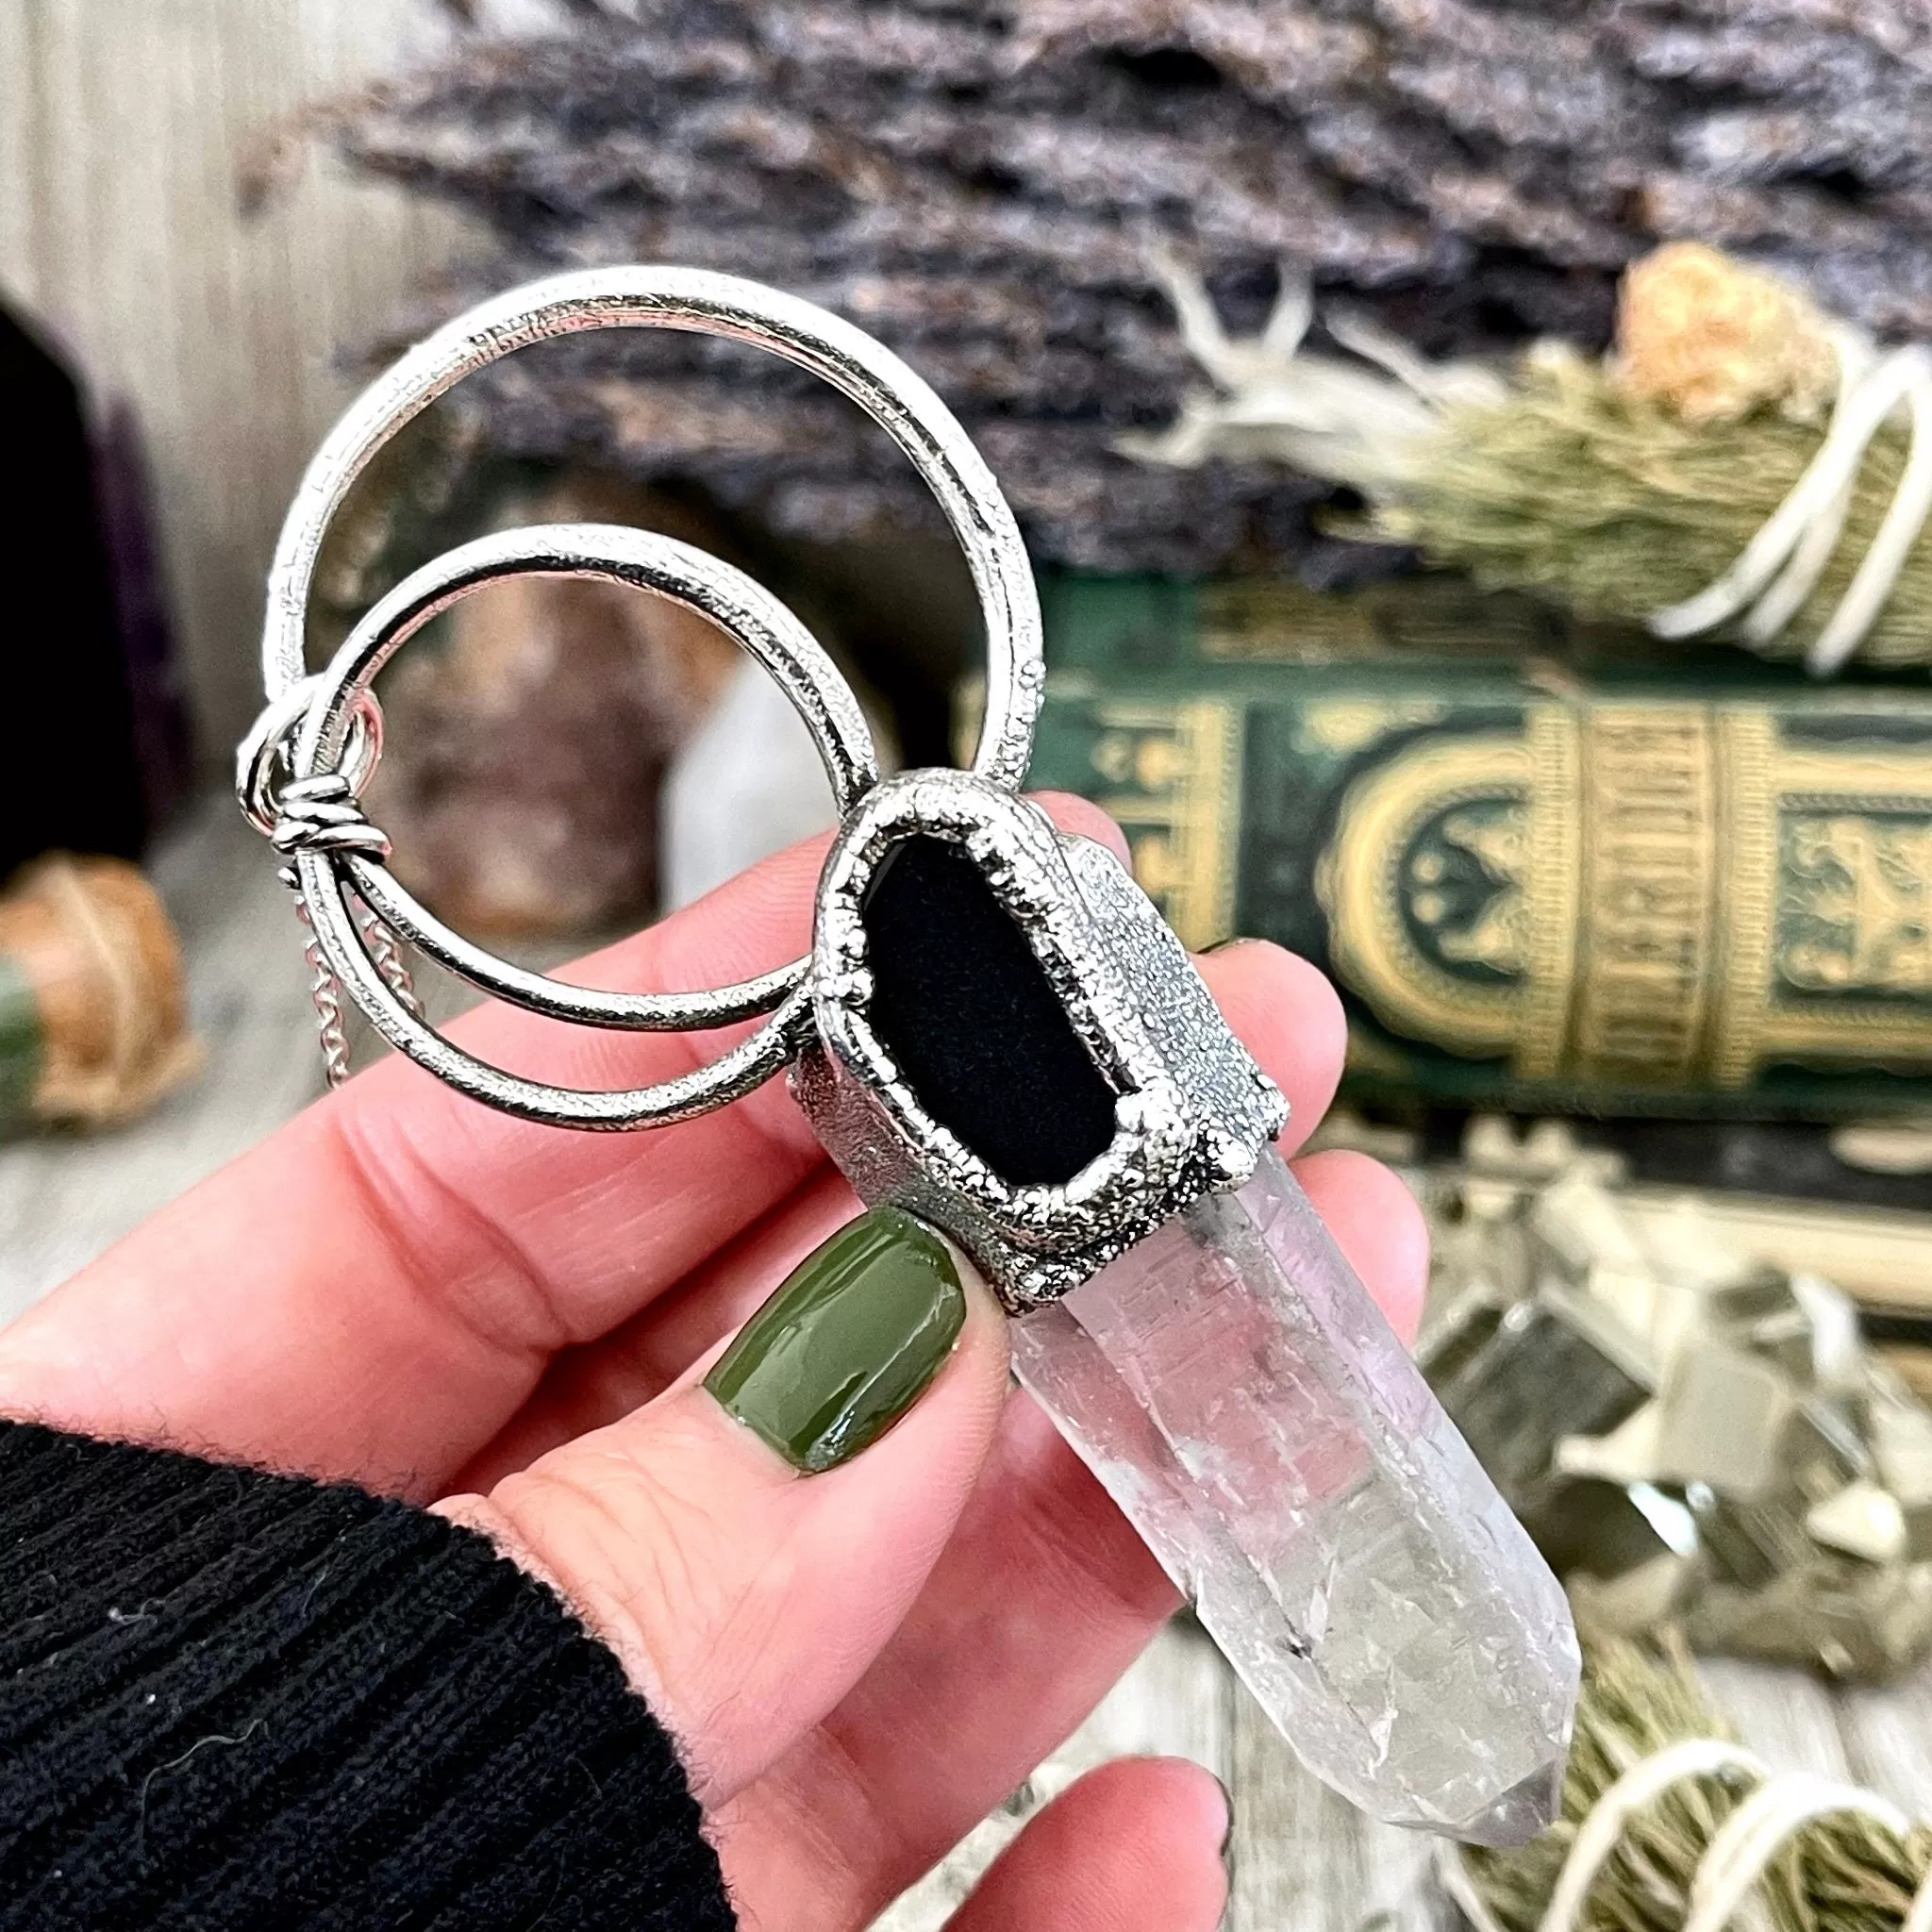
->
[239,267,1577,1843]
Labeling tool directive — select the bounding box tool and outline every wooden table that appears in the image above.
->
[6,800,1929,1930]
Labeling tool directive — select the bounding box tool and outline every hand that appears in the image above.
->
[0,798,1426,1932]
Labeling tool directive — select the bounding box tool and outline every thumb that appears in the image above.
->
[439,1201,1009,1804]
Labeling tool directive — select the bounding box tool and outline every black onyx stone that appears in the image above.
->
[859,834,1118,1188]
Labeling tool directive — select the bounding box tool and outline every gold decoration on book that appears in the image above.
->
[1028,593,1932,1109]
[1314,701,1932,1086]
[1078,698,1243,954]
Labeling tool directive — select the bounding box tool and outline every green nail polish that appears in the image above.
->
[704,1207,966,1474]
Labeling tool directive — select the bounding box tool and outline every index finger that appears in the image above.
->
[0,798,1144,1491]
[0,797,1340,1501]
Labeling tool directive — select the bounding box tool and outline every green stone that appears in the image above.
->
[0,954,42,1132]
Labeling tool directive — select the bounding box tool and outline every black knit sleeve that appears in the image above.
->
[0,1419,735,1931]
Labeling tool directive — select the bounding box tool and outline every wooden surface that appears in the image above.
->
[3,801,1928,1929]
[0,0,475,757]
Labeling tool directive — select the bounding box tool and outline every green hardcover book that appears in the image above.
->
[1024,575,1932,1119]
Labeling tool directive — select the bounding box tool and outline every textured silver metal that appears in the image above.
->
[271,774,392,861]
[239,682,381,841]
[243,265,1040,1119]
[240,262,1286,1298]
[792,773,1288,1311]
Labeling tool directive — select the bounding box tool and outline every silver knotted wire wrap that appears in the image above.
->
[239,266,1043,1123]
[269,774,391,862]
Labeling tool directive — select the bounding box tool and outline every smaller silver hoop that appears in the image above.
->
[292,864,818,1129]
[285,522,877,1126]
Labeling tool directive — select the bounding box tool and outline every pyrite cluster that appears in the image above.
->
[1421,1125,1932,1679]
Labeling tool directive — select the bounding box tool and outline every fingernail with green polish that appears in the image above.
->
[704,1207,966,1474]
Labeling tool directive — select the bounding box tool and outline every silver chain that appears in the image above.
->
[260,721,423,1086]
[275,875,425,1091]
[359,902,422,1023]
[285,879,354,1088]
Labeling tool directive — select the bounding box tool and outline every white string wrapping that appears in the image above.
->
[1541,1740,1768,1932]
[1439,1737,1930,1932]
[1904,1859,1932,1932]
[1648,333,1932,675]
[1681,1775,1911,1932]
[1444,1746,1924,1932]
[1133,261,1932,676]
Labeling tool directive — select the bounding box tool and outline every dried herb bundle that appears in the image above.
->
[325,0,1932,575]
[1132,244,1932,666]
[1456,1636,1932,1932]
[1383,348,1932,667]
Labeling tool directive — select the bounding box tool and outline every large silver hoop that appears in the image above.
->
[249,267,1041,1127]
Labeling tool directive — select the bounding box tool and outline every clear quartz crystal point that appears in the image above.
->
[1008,1145,1579,1845]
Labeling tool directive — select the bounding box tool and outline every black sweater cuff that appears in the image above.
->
[0,1419,734,1930]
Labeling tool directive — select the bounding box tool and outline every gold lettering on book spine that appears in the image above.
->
[1516,708,1581,1079]
[1567,706,1720,1082]
[1324,701,1932,1084]
[1710,710,1778,1088]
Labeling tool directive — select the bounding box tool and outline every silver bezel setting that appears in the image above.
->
[795,772,1287,1311]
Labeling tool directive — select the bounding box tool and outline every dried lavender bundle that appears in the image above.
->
[328,0,1932,574]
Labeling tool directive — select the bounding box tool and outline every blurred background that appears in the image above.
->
[6,3,1932,1924]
